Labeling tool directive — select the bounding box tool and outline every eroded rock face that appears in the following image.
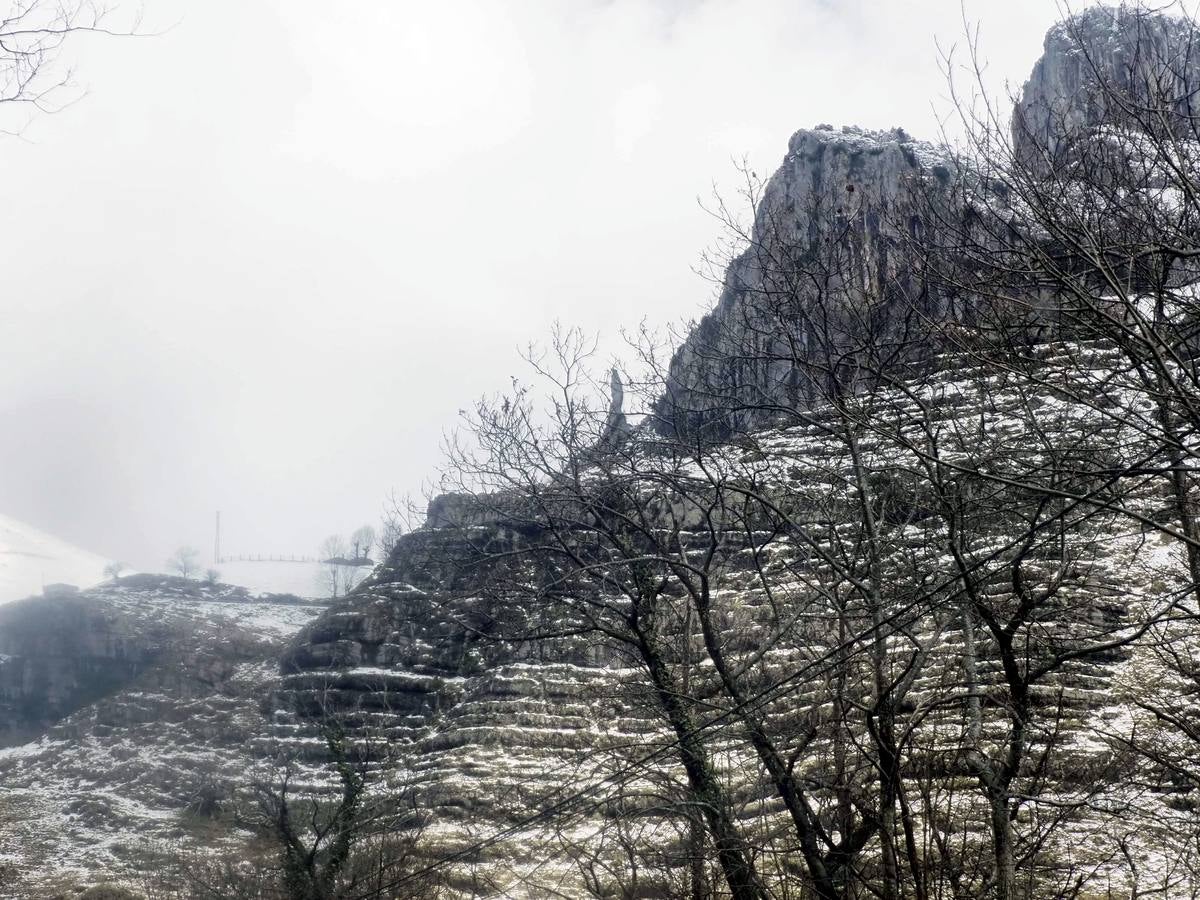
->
[657,7,1200,440]
[424,492,493,530]
[656,126,953,437]
[274,525,647,896]
[274,8,1200,895]
[277,352,1178,894]
[279,526,627,756]
[1014,5,1200,170]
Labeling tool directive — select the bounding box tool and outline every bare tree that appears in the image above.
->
[428,81,1195,893]
[0,0,142,133]
[378,490,424,566]
[154,717,439,900]
[738,125,1188,897]
[166,545,200,579]
[350,525,376,563]
[890,4,1200,890]
[270,9,1200,897]
[441,327,774,900]
[318,534,349,600]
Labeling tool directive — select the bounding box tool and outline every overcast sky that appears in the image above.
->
[0,0,1067,570]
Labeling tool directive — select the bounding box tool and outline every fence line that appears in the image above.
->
[216,554,319,564]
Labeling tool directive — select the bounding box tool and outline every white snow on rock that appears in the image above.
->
[0,513,112,605]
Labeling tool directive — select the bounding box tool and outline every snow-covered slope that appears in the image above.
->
[0,576,328,894]
[0,514,111,605]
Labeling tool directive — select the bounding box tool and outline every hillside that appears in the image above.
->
[276,6,1200,897]
[277,343,1195,897]
[0,576,327,896]
[7,5,1200,899]
[0,514,112,605]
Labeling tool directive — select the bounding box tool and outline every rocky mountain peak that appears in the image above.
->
[1014,4,1200,169]
[658,5,1200,438]
[754,124,947,244]
[656,123,954,436]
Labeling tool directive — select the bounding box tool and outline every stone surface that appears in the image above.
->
[655,126,955,437]
[278,346,1192,894]
[658,6,1200,440]
[1014,4,1200,169]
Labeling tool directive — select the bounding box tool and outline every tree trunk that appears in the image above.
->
[637,628,768,900]
[988,791,1016,900]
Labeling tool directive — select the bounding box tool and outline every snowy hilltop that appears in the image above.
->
[0,513,112,605]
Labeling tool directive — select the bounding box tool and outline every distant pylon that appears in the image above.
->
[214,511,221,564]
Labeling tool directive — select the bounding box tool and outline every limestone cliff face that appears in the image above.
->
[277,525,633,797]
[1014,4,1200,170]
[276,350,1175,894]
[658,6,1200,439]
[656,126,954,436]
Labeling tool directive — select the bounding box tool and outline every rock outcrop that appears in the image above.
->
[277,342,1190,894]
[655,125,955,436]
[658,5,1200,439]
[1014,4,1200,170]
[273,526,653,893]
[0,575,315,746]
[10,7,1200,897]
[277,10,1200,895]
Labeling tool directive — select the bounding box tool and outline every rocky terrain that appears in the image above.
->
[0,576,326,896]
[1014,5,1200,169]
[657,124,955,437]
[276,5,1200,896]
[5,5,1200,898]
[276,347,1194,896]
